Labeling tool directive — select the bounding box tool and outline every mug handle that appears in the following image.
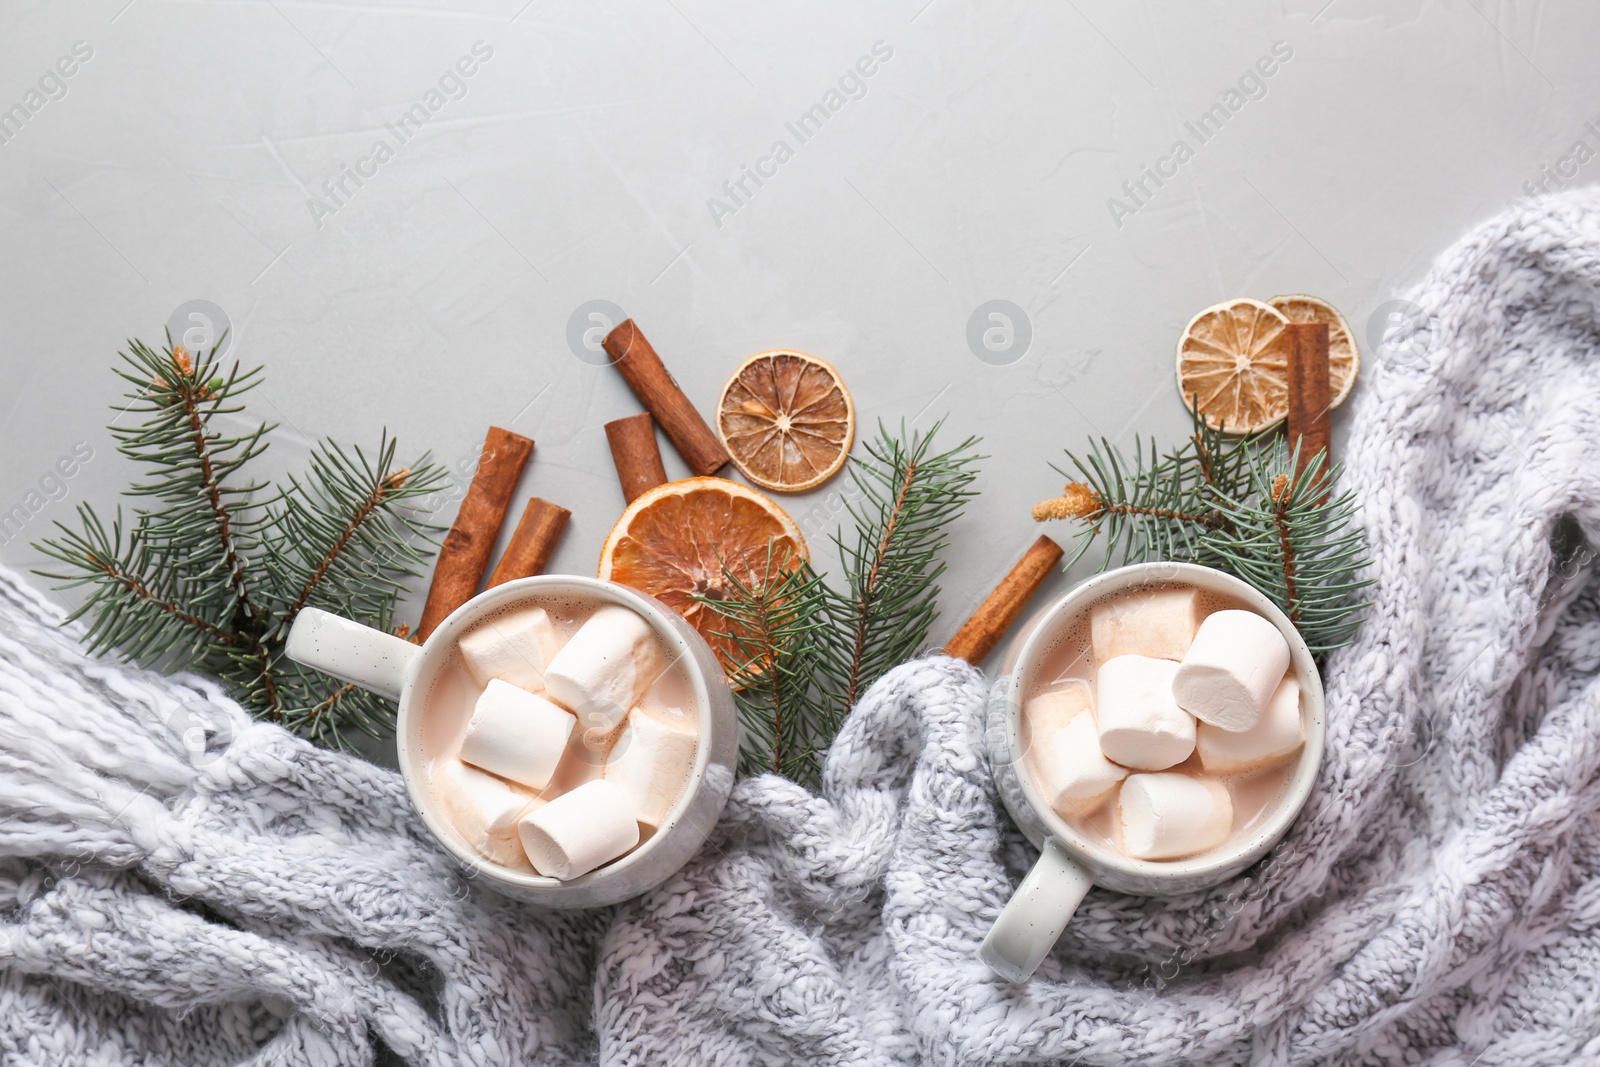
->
[979,837,1095,983]
[285,607,421,701]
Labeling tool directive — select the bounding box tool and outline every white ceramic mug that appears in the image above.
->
[284,575,738,908]
[979,561,1325,982]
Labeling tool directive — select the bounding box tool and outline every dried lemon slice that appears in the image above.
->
[1268,294,1360,408]
[598,477,807,673]
[1176,298,1292,434]
[717,350,854,492]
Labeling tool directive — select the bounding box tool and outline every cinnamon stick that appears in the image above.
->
[602,320,729,476]
[488,497,570,587]
[1285,322,1332,484]
[418,427,534,638]
[944,535,1065,666]
[605,413,669,503]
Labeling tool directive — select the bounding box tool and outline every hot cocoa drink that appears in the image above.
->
[417,594,700,879]
[1021,583,1304,863]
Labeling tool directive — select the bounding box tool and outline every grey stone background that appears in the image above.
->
[0,0,1589,763]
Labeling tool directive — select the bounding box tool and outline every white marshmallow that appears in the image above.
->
[459,679,575,791]
[1116,773,1233,860]
[457,607,561,691]
[543,606,668,733]
[1091,588,1201,663]
[543,716,623,797]
[1094,655,1196,770]
[1034,708,1128,817]
[1024,683,1124,813]
[1173,610,1292,732]
[433,759,542,870]
[1024,681,1095,735]
[1197,676,1304,774]
[604,706,699,829]
[517,778,640,880]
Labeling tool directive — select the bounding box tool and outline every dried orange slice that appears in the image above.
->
[1176,298,1292,434]
[1268,294,1360,408]
[598,477,808,672]
[716,350,854,492]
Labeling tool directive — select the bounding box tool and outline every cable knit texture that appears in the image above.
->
[5,190,1600,1064]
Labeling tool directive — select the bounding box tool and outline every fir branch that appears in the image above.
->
[35,336,443,749]
[277,654,410,748]
[260,435,445,643]
[97,559,240,647]
[176,346,258,630]
[698,544,829,787]
[1186,399,1258,496]
[36,505,239,660]
[278,458,415,624]
[700,420,983,791]
[816,420,982,731]
[1033,433,1216,569]
[311,682,361,722]
[1030,408,1372,655]
[1202,443,1373,653]
[1271,474,1298,611]
[112,337,271,630]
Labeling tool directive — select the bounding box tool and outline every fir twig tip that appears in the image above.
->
[1032,483,1100,522]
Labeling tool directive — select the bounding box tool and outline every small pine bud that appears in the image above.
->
[1032,482,1101,522]
[1271,473,1291,504]
[383,468,411,490]
[172,345,194,376]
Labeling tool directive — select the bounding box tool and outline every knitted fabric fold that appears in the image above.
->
[597,188,1600,1065]
[0,572,609,1066]
[3,188,1600,1064]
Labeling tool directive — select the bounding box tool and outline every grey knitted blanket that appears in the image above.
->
[4,189,1600,1065]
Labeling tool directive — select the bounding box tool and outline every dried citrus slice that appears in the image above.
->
[1268,294,1360,408]
[1176,298,1292,434]
[598,477,808,673]
[716,350,854,492]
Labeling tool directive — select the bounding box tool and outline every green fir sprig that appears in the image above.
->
[1030,409,1263,570]
[700,543,829,782]
[700,420,982,790]
[35,336,446,748]
[815,421,982,731]
[1031,405,1370,653]
[1203,442,1371,653]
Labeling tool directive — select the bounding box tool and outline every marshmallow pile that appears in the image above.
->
[1024,588,1304,862]
[432,603,699,879]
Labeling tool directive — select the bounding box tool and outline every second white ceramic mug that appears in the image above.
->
[285,575,739,908]
[978,561,1326,983]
